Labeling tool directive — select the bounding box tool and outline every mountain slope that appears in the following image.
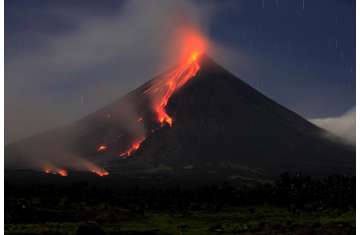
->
[133,56,354,176]
[5,55,355,177]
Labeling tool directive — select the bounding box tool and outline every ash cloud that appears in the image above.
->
[5,0,222,171]
[311,108,356,145]
[5,0,214,144]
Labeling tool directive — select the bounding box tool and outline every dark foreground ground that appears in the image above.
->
[5,207,355,235]
[5,171,355,235]
[5,207,356,235]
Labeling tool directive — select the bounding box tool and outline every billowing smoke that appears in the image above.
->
[5,0,214,144]
[311,108,356,145]
[5,0,217,173]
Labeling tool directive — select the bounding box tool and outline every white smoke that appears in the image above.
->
[311,108,356,144]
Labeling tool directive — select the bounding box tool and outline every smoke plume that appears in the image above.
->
[5,0,214,144]
[311,108,356,144]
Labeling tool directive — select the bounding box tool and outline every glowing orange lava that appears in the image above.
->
[118,52,201,157]
[120,136,145,158]
[91,168,109,177]
[57,169,68,177]
[99,28,208,160]
[150,51,201,126]
[43,165,68,177]
[97,144,108,152]
[80,160,109,177]
[119,49,204,158]
[172,27,208,64]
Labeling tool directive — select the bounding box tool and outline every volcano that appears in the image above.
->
[5,54,355,178]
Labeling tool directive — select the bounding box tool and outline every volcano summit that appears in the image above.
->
[5,54,355,179]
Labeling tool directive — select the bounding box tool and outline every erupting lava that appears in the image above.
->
[119,51,202,157]
[149,27,207,127]
[38,27,208,177]
[152,51,201,126]
[97,144,108,152]
[42,160,109,177]
[57,169,68,177]
[120,136,145,158]
[97,27,208,160]
[44,165,68,176]
[82,160,109,176]
[91,168,109,177]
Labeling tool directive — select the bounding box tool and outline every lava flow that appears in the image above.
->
[118,52,202,158]
[145,51,201,127]
[91,168,109,177]
[97,144,108,152]
[82,160,110,176]
[99,28,208,159]
[43,165,68,176]
[119,136,145,158]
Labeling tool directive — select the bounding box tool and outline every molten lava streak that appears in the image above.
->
[97,144,108,153]
[120,136,145,158]
[43,165,68,176]
[91,168,109,177]
[100,28,208,159]
[82,161,109,176]
[149,51,201,126]
[120,51,202,158]
[57,169,68,177]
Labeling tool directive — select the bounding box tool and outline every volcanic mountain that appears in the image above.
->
[5,55,355,178]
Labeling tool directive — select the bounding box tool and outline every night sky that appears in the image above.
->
[5,0,356,143]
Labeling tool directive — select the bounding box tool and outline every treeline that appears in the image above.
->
[272,173,355,210]
[5,173,355,223]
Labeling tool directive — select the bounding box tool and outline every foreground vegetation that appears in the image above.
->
[5,207,355,235]
[5,173,355,235]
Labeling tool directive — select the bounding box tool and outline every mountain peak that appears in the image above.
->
[5,55,355,177]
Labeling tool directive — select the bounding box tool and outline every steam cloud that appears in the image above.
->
[311,108,356,144]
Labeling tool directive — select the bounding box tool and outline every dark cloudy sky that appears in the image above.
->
[5,0,355,143]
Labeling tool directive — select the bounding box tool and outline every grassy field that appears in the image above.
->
[5,206,355,235]
[5,173,355,234]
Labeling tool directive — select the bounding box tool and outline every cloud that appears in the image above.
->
[311,108,356,144]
